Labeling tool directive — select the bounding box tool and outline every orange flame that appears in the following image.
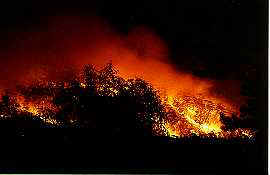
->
[14,94,60,125]
[158,94,254,138]
[0,16,255,138]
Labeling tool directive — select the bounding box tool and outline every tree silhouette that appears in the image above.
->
[0,62,256,139]
[0,63,164,137]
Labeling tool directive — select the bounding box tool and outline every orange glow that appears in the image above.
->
[3,65,255,138]
[14,94,60,125]
[159,95,227,138]
[154,89,255,138]
[0,17,255,139]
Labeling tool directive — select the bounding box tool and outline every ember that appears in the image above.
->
[0,17,256,140]
[0,63,255,139]
[158,93,255,138]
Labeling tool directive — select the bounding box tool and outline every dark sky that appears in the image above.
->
[0,0,267,80]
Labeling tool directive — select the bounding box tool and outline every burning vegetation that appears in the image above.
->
[0,63,256,139]
[0,17,257,140]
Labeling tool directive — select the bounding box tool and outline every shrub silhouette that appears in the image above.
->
[0,63,165,137]
[0,62,256,139]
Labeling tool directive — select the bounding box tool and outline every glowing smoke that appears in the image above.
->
[0,16,244,110]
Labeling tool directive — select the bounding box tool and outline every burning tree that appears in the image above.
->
[0,62,256,140]
[0,63,165,137]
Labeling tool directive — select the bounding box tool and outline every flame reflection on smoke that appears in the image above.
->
[0,16,255,139]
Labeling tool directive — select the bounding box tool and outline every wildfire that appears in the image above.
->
[0,18,256,139]
[157,94,255,138]
[13,94,60,126]
[0,63,255,139]
[0,66,256,139]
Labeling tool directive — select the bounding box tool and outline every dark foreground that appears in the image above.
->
[0,128,266,174]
